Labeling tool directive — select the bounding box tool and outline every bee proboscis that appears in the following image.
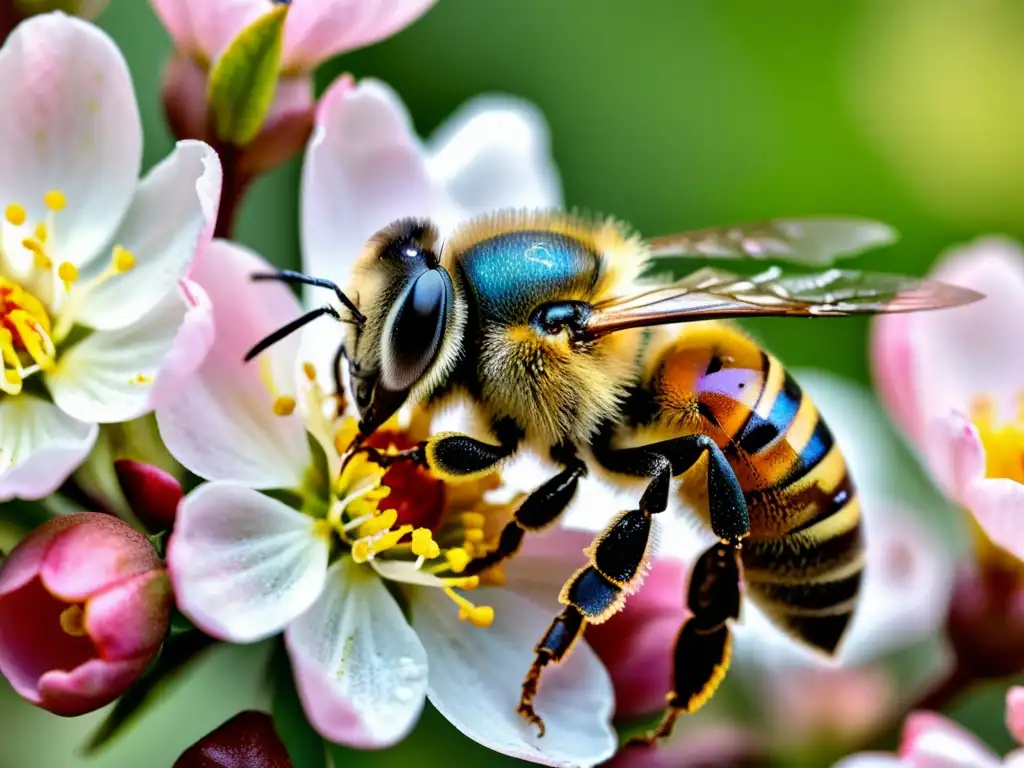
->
[245,211,982,746]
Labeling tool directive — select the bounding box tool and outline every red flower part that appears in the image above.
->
[174,710,293,768]
[0,513,171,716]
[115,459,184,531]
[365,429,446,532]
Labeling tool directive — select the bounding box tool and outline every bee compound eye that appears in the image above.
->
[381,268,452,392]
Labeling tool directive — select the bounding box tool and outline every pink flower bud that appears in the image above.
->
[585,557,687,720]
[114,459,184,531]
[0,513,171,716]
[173,711,293,768]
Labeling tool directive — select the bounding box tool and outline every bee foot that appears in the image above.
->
[516,701,546,738]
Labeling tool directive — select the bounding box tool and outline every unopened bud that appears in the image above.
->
[174,711,293,768]
[115,460,184,532]
[947,562,1024,678]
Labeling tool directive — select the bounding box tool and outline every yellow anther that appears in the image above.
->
[351,524,413,563]
[57,261,78,285]
[59,604,86,637]
[33,251,52,271]
[112,246,135,273]
[445,547,471,574]
[464,528,486,544]
[34,222,47,242]
[21,237,44,254]
[479,566,506,586]
[4,203,25,225]
[411,528,441,559]
[356,508,398,538]
[44,189,67,212]
[443,575,480,590]
[303,362,317,381]
[132,373,152,385]
[272,395,296,416]
[465,605,494,629]
[461,512,487,529]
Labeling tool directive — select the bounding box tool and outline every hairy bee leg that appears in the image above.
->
[628,542,742,747]
[463,444,586,576]
[516,452,672,735]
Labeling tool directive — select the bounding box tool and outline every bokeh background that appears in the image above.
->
[2,0,1022,765]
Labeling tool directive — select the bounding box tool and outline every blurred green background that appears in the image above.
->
[2,0,1022,765]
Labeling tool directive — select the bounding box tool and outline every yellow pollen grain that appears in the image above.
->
[132,373,152,385]
[445,547,471,573]
[411,528,440,559]
[303,362,317,381]
[112,246,135,273]
[34,222,47,242]
[33,251,52,271]
[4,203,25,226]
[464,528,485,544]
[461,512,486,529]
[44,189,67,212]
[59,604,87,637]
[57,261,78,285]
[272,395,296,416]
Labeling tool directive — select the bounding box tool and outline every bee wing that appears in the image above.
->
[584,266,984,337]
[645,217,898,267]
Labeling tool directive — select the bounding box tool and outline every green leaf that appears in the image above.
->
[207,4,289,146]
[84,630,217,754]
[268,642,327,768]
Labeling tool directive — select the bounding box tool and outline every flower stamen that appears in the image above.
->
[442,586,495,628]
[59,604,86,637]
[971,394,1024,484]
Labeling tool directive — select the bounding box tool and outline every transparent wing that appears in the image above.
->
[584,266,984,336]
[645,217,898,267]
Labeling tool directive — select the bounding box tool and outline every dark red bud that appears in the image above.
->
[115,460,184,532]
[173,711,292,768]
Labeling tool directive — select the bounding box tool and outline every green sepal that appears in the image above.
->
[207,4,289,146]
[83,630,217,754]
[268,641,327,768]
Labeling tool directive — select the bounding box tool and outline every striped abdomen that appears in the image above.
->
[654,323,864,655]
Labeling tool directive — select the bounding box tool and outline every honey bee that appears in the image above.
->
[245,211,982,745]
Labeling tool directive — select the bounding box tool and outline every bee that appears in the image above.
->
[245,211,982,745]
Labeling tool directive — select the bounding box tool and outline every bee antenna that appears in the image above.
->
[244,305,341,362]
[251,270,366,327]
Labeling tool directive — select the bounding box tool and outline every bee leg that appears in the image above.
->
[627,541,742,747]
[516,452,672,735]
[463,443,586,576]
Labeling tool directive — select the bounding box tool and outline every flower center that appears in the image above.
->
[268,361,504,629]
[971,395,1024,484]
[59,604,87,637]
[0,191,138,395]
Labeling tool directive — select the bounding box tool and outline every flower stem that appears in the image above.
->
[213,142,251,240]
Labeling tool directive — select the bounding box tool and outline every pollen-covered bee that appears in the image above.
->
[245,211,982,745]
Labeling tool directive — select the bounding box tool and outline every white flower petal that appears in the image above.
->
[47,279,213,424]
[156,240,310,488]
[75,140,221,330]
[831,756,905,768]
[427,95,563,215]
[0,13,141,265]
[0,395,97,501]
[301,76,459,286]
[412,586,617,767]
[285,557,428,748]
[167,482,329,643]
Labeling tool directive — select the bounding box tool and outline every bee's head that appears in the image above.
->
[344,218,462,436]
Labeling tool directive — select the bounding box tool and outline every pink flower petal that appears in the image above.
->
[1007,687,1024,746]
[282,0,437,71]
[871,311,924,444]
[85,570,171,661]
[900,711,1000,767]
[40,513,161,602]
[913,237,1024,424]
[0,575,96,705]
[38,656,150,716]
[584,557,686,719]
[924,411,988,501]
[300,76,458,288]
[156,240,310,488]
[962,478,1024,563]
[149,0,268,62]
